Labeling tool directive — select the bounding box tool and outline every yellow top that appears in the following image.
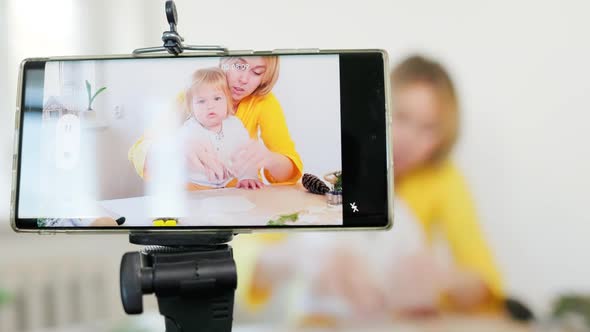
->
[237,160,503,313]
[396,160,504,309]
[128,92,303,184]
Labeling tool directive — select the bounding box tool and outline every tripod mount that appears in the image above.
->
[133,0,228,56]
[120,232,237,332]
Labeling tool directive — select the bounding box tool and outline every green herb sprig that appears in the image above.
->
[267,212,300,226]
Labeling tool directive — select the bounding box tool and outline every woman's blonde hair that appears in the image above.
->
[219,56,280,96]
[391,55,460,161]
[185,67,233,120]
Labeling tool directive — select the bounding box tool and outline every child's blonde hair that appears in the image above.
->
[219,56,280,96]
[185,67,233,120]
[391,55,459,162]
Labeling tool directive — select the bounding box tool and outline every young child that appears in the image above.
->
[180,68,262,190]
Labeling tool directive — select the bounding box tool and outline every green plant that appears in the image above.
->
[333,171,342,192]
[553,295,590,328]
[0,288,12,306]
[85,80,107,110]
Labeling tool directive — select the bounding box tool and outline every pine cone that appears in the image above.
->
[302,173,330,195]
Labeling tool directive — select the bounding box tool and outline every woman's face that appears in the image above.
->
[392,82,444,177]
[224,57,267,102]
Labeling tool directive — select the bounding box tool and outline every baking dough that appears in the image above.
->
[198,196,256,214]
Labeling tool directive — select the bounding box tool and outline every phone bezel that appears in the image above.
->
[10,49,394,234]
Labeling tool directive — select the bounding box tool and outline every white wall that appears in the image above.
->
[0,1,9,188]
[0,0,15,228]
[2,0,590,314]
[271,55,342,177]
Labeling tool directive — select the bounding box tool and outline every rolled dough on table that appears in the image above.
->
[196,196,256,214]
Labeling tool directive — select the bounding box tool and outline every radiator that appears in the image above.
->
[0,256,123,332]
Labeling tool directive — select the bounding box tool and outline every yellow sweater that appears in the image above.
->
[396,160,504,308]
[128,92,303,184]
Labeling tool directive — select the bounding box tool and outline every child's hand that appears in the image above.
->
[313,249,387,317]
[185,138,227,182]
[236,178,265,190]
[385,251,442,317]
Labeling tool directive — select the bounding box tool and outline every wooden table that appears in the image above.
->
[99,184,342,227]
[32,314,533,332]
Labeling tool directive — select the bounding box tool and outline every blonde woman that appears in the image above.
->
[245,55,504,323]
[128,56,303,189]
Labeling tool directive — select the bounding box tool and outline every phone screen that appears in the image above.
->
[14,52,391,231]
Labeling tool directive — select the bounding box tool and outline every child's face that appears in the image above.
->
[191,85,228,129]
[392,82,444,177]
[224,57,267,102]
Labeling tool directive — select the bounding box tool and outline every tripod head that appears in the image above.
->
[120,232,237,332]
[161,0,183,55]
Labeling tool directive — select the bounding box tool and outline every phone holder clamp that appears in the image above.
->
[132,0,228,56]
[120,232,237,332]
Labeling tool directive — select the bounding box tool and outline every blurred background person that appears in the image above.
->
[240,55,503,325]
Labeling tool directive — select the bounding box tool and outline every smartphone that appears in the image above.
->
[11,49,393,233]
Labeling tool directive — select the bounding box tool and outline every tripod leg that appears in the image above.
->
[120,236,237,332]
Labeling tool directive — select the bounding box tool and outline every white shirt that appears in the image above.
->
[178,116,257,188]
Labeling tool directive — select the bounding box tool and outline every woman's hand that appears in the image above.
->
[229,140,273,179]
[312,250,450,318]
[390,253,491,312]
[184,138,228,182]
[89,217,118,227]
[236,178,265,190]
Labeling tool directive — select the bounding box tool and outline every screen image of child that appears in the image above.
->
[28,55,343,227]
[179,68,262,190]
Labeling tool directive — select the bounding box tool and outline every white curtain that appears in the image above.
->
[0,0,14,228]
